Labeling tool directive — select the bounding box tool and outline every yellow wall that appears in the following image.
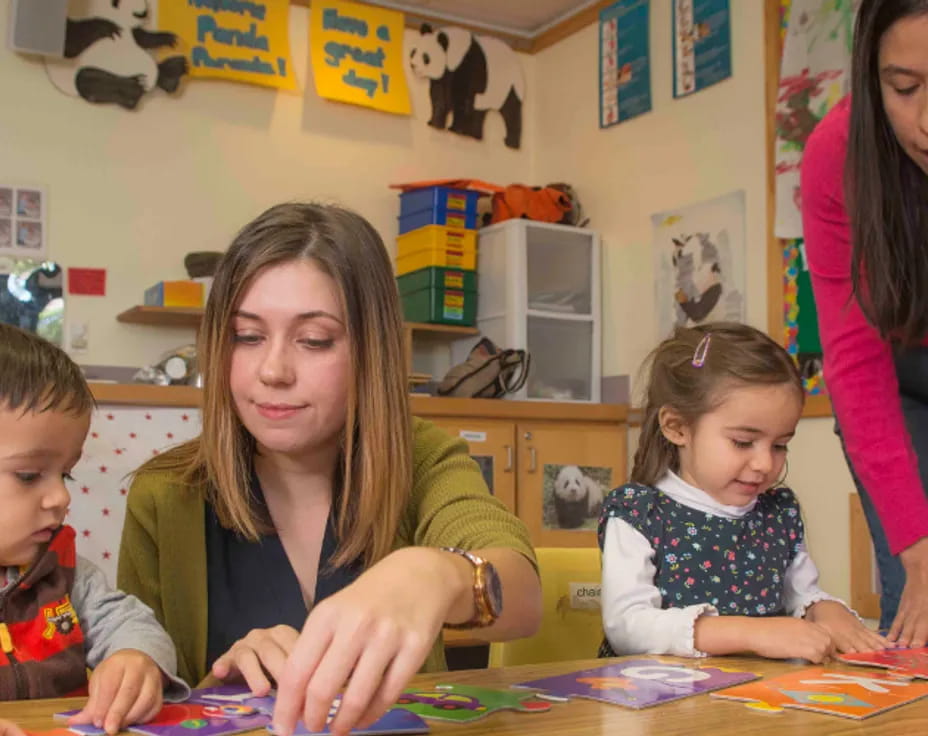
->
[533,2,857,604]
[0,5,535,365]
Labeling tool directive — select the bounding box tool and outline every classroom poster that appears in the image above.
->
[0,185,47,259]
[599,0,651,128]
[672,0,731,97]
[310,0,411,115]
[158,0,297,91]
[652,191,745,339]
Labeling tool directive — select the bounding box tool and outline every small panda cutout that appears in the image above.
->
[407,24,524,149]
[45,0,187,110]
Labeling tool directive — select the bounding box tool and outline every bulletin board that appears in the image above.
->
[765,0,844,418]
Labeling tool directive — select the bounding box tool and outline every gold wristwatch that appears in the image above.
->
[440,547,503,629]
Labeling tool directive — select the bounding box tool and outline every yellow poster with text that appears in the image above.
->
[158,0,297,91]
[310,0,411,115]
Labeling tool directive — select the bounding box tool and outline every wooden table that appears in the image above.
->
[2,656,925,735]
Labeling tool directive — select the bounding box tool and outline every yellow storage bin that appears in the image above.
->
[395,225,477,276]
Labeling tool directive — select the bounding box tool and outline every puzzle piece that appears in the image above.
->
[268,709,429,736]
[712,667,928,719]
[392,684,551,722]
[839,647,928,679]
[514,658,759,709]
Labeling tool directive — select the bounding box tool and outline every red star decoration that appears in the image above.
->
[145,414,152,420]
[99,466,107,473]
[106,414,114,421]
[152,449,160,456]
[81,486,89,495]
[120,488,128,496]
[82,530,91,538]
[102,508,111,516]
[114,448,123,455]
[102,551,111,560]
[166,432,174,439]
[129,433,137,439]
[181,414,189,422]
[91,432,99,439]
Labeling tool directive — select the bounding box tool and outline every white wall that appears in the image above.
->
[0,4,535,366]
[533,2,857,603]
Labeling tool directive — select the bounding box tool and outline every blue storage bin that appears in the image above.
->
[399,186,480,219]
[398,207,479,234]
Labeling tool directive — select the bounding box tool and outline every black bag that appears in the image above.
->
[437,338,530,399]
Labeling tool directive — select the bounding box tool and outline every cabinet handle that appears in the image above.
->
[528,446,537,473]
[504,445,513,472]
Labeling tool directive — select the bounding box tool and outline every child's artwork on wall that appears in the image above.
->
[599,0,651,128]
[543,464,611,532]
[712,667,928,718]
[0,186,47,259]
[839,647,928,680]
[406,24,524,149]
[393,684,550,723]
[652,190,745,339]
[158,0,296,91]
[309,0,410,115]
[516,659,759,709]
[672,0,731,98]
[44,0,188,110]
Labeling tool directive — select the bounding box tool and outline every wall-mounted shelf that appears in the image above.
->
[116,305,480,382]
[117,306,204,328]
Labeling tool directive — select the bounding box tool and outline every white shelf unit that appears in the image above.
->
[460,219,601,403]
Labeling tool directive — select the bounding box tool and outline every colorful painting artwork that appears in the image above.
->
[712,667,928,718]
[839,647,928,680]
[514,659,759,709]
[393,684,551,723]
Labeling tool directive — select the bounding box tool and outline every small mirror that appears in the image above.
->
[0,258,64,346]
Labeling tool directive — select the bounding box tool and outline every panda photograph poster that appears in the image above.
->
[652,190,745,340]
[543,464,611,532]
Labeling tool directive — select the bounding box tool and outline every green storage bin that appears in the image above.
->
[397,267,477,326]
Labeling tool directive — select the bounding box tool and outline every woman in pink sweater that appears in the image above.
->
[801,0,928,645]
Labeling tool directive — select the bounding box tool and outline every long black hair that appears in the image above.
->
[847,0,928,343]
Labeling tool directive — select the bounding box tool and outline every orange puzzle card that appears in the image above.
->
[711,667,928,719]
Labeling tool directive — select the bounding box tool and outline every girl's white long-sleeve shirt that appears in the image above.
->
[601,471,850,657]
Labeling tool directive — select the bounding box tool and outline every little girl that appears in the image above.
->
[599,323,886,662]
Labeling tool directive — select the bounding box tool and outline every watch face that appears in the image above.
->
[485,561,503,617]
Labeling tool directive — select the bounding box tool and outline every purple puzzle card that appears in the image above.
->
[515,658,760,709]
[268,708,429,736]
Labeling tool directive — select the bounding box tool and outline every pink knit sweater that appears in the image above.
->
[801,95,928,555]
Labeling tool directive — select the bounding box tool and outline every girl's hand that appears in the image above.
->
[747,617,836,663]
[68,649,165,734]
[806,600,887,653]
[0,720,25,736]
[889,537,928,648]
[272,547,467,736]
[211,625,300,695]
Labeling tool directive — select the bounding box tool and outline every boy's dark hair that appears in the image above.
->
[633,322,804,486]
[0,323,93,415]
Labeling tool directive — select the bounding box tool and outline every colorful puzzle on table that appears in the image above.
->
[839,646,928,679]
[711,667,928,719]
[391,684,552,723]
[55,685,429,736]
[513,658,760,709]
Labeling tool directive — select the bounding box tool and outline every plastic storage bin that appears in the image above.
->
[398,266,477,323]
[396,226,477,275]
[398,186,481,235]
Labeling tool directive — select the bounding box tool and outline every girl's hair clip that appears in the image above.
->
[692,334,711,367]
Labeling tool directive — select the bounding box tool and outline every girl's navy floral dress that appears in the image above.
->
[598,483,804,658]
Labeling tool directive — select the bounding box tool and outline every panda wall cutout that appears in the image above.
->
[44,0,188,110]
[407,24,524,150]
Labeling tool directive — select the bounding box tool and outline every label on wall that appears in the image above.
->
[673,0,732,98]
[309,0,411,115]
[599,0,651,128]
[158,0,298,90]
